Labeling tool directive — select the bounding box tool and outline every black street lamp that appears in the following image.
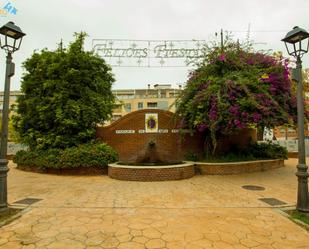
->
[282,26,309,212]
[0,22,25,211]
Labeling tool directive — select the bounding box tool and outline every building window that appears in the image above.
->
[116,94,135,99]
[112,115,122,121]
[124,103,131,112]
[10,96,18,101]
[138,102,143,109]
[147,102,157,108]
[113,104,122,112]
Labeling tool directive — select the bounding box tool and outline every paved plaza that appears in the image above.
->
[0,159,309,249]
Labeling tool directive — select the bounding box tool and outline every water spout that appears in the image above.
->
[148,140,156,148]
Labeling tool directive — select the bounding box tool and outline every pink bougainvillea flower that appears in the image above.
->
[209,96,218,121]
[175,41,298,151]
[229,105,240,116]
[234,119,245,128]
[197,123,208,132]
[218,53,226,62]
[247,58,254,65]
[252,112,262,123]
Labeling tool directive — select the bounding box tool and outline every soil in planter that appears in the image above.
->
[16,165,108,175]
[287,210,309,226]
[117,161,184,166]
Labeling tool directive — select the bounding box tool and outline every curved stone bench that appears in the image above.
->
[108,162,195,181]
[194,159,284,175]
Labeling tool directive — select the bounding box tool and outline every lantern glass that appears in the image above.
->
[284,42,295,56]
[0,22,25,53]
[282,26,309,58]
[0,34,23,52]
[300,38,309,53]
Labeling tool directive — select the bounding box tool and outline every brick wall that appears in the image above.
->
[96,109,257,163]
[96,109,204,163]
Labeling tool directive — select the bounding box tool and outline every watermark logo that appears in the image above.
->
[0,2,18,17]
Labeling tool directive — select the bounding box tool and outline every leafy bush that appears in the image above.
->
[185,151,199,161]
[176,40,298,153]
[247,142,288,160]
[203,153,256,163]
[203,142,287,162]
[13,33,115,150]
[13,142,118,169]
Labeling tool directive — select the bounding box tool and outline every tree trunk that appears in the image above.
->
[257,126,264,141]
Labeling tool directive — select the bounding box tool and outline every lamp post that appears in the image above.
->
[282,26,309,212]
[0,22,25,211]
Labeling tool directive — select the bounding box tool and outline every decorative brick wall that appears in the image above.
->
[195,159,284,175]
[96,109,204,164]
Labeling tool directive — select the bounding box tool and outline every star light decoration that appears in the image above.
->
[137,58,143,66]
[117,57,122,66]
[108,41,113,47]
[159,58,165,66]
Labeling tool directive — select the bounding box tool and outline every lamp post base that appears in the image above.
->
[0,158,9,211]
[296,163,309,212]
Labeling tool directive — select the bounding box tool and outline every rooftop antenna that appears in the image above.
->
[246,23,251,46]
[220,28,224,50]
[58,38,63,52]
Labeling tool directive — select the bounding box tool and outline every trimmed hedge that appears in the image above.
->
[200,142,288,162]
[247,142,288,160]
[13,142,118,169]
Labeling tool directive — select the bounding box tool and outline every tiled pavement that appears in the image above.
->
[0,159,308,249]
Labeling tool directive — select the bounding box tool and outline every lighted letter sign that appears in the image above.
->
[92,39,206,67]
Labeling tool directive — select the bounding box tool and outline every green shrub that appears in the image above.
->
[13,142,118,169]
[59,142,118,168]
[185,151,199,161]
[13,33,115,150]
[248,142,288,160]
[203,153,256,163]
[202,142,287,162]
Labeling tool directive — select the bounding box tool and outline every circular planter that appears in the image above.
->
[108,162,195,181]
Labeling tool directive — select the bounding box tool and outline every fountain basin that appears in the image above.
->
[108,162,195,181]
[108,159,284,181]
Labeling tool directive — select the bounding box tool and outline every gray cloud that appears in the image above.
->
[0,0,308,90]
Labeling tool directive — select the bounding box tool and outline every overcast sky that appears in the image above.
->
[0,0,309,90]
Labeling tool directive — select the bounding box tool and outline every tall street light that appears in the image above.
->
[0,22,25,211]
[282,26,309,212]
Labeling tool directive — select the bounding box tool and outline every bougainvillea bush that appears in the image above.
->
[176,41,298,152]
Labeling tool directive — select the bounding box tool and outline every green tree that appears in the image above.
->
[13,33,115,149]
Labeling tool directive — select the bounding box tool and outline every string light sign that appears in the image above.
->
[92,39,206,67]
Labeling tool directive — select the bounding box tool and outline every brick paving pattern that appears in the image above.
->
[0,159,308,248]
